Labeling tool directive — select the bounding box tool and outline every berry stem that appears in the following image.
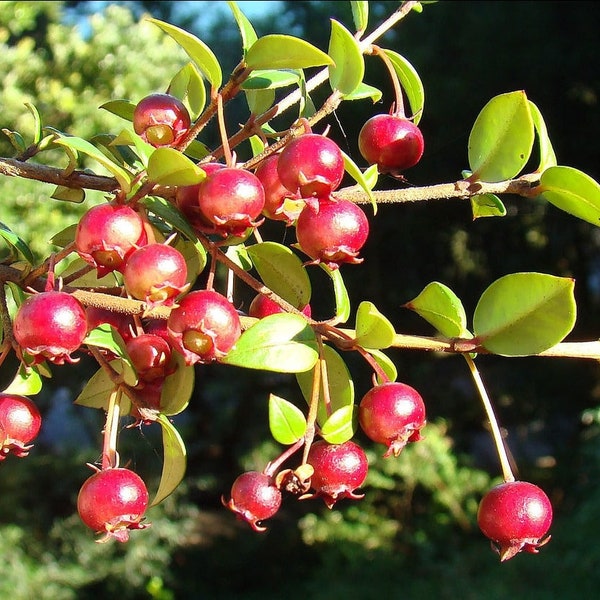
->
[302,342,323,465]
[370,45,406,118]
[102,387,122,470]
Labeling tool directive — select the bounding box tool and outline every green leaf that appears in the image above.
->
[245,88,276,116]
[84,324,136,386]
[0,221,35,264]
[296,344,354,427]
[73,365,132,414]
[343,82,383,103]
[227,1,258,53]
[168,63,207,120]
[53,136,132,193]
[383,50,425,124]
[160,353,195,416]
[470,193,507,219]
[529,100,557,173]
[473,272,577,356]
[268,394,307,445]
[110,128,155,167]
[148,18,222,89]
[350,1,369,33]
[355,301,396,349]
[320,405,357,445]
[3,363,43,395]
[247,242,312,308]
[404,281,469,338]
[50,185,85,203]
[536,166,600,226]
[146,147,207,187]
[243,69,301,90]
[2,128,27,153]
[367,349,398,384]
[467,90,535,182]
[340,150,377,212]
[100,99,136,122]
[221,313,318,373]
[151,414,187,506]
[25,102,43,145]
[328,19,365,96]
[246,35,334,70]
[324,265,351,324]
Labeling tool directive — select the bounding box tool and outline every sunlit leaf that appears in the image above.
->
[343,82,383,103]
[367,349,398,384]
[340,150,377,212]
[146,147,207,186]
[168,62,207,120]
[227,1,258,53]
[151,414,187,506]
[328,19,364,96]
[470,193,506,219]
[355,301,396,349]
[320,405,357,444]
[2,363,43,395]
[323,265,351,324]
[269,394,307,445]
[243,69,301,90]
[529,100,557,173]
[246,35,334,70]
[382,50,425,124]
[350,1,369,33]
[0,221,35,264]
[160,353,195,416]
[73,364,133,413]
[100,99,136,122]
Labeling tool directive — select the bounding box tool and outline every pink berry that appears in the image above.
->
[305,440,369,509]
[248,294,311,319]
[13,290,88,365]
[0,393,42,461]
[358,113,424,174]
[126,333,175,383]
[222,471,282,532]
[477,480,553,561]
[77,467,150,543]
[358,382,426,457]
[133,93,191,147]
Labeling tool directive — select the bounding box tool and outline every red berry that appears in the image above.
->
[248,294,312,319]
[133,93,191,147]
[167,289,242,365]
[86,306,135,344]
[126,333,175,383]
[75,203,149,276]
[77,467,150,543]
[277,133,345,198]
[222,471,282,532]
[295,198,370,269]
[0,394,42,461]
[477,480,553,561]
[358,113,424,174]
[13,291,88,365]
[196,167,265,237]
[359,382,426,457]
[123,243,189,308]
[305,440,368,509]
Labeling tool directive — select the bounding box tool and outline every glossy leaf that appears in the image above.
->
[110,128,155,167]
[350,1,369,33]
[340,150,377,212]
[467,90,534,182]
[355,301,396,349]
[151,414,187,506]
[25,102,43,145]
[324,265,351,324]
[320,405,357,445]
[268,394,307,445]
[243,69,301,90]
[84,325,138,386]
[245,88,276,116]
[147,147,207,186]
[74,364,133,414]
[536,166,600,226]
[160,353,195,416]
[383,50,425,124]
[470,194,507,219]
[221,313,318,373]
[2,128,27,153]
[529,100,557,173]
[246,35,334,70]
[247,241,312,308]
[328,19,365,96]
[168,62,207,119]
[227,1,258,53]
[100,99,136,122]
[148,18,222,89]
[0,221,34,264]
[367,349,398,384]
[3,363,43,395]
[343,82,383,103]
[473,272,577,356]
[405,281,469,338]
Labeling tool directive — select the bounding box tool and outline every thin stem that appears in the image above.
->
[101,387,122,470]
[370,45,406,116]
[302,348,323,465]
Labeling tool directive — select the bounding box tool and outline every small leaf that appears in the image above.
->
[0,221,35,264]
[382,50,425,124]
[324,265,351,324]
[2,128,27,153]
[3,363,43,395]
[148,18,222,89]
[367,349,398,384]
[246,35,334,70]
[245,88,276,116]
[536,166,600,226]
[147,147,207,187]
[221,313,318,373]
[168,63,207,120]
[51,185,85,203]
[151,414,187,506]
[84,324,135,383]
[243,69,301,90]
[100,99,136,122]
[160,353,195,416]
[355,301,396,349]
[473,272,577,356]
[25,102,43,145]
[404,281,469,338]
[269,394,307,445]
[350,1,369,33]
[529,100,557,173]
[343,82,383,103]
[110,128,155,167]
[328,19,365,96]
[467,90,535,183]
[73,365,132,413]
[340,150,377,213]
[320,405,357,445]
[470,194,507,219]
[227,1,258,53]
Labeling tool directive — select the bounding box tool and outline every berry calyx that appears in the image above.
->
[77,467,150,543]
[222,471,282,532]
[133,93,191,147]
[477,480,553,561]
[358,113,424,174]
[304,440,369,509]
[0,394,42,461]
[167,289,242,365]
[13,290,88,365]
[248,294,312,319]
[358,381,426,457]
[295,197,370,269]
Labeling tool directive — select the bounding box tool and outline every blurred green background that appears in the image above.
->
[1,2,600,598]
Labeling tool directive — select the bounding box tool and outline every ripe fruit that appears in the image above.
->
[477,480,553,561]
[222,471,282,532]
[75,203,149,276]
[0,394,42,461]
[358,113,424,174]
[133,92,191,147]
[248,294,312,319]
[123,243,189,308]
[295,197,370,269]
[359,381,426,457]
[126,333,176,383]
[197,167,265,237]
[304,439,369,509]
[13,290,88,365]
[167,289,242,365]
[77,467,150,543]
[277,133,345,198]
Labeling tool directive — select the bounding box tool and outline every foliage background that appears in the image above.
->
[1,1,600,598]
